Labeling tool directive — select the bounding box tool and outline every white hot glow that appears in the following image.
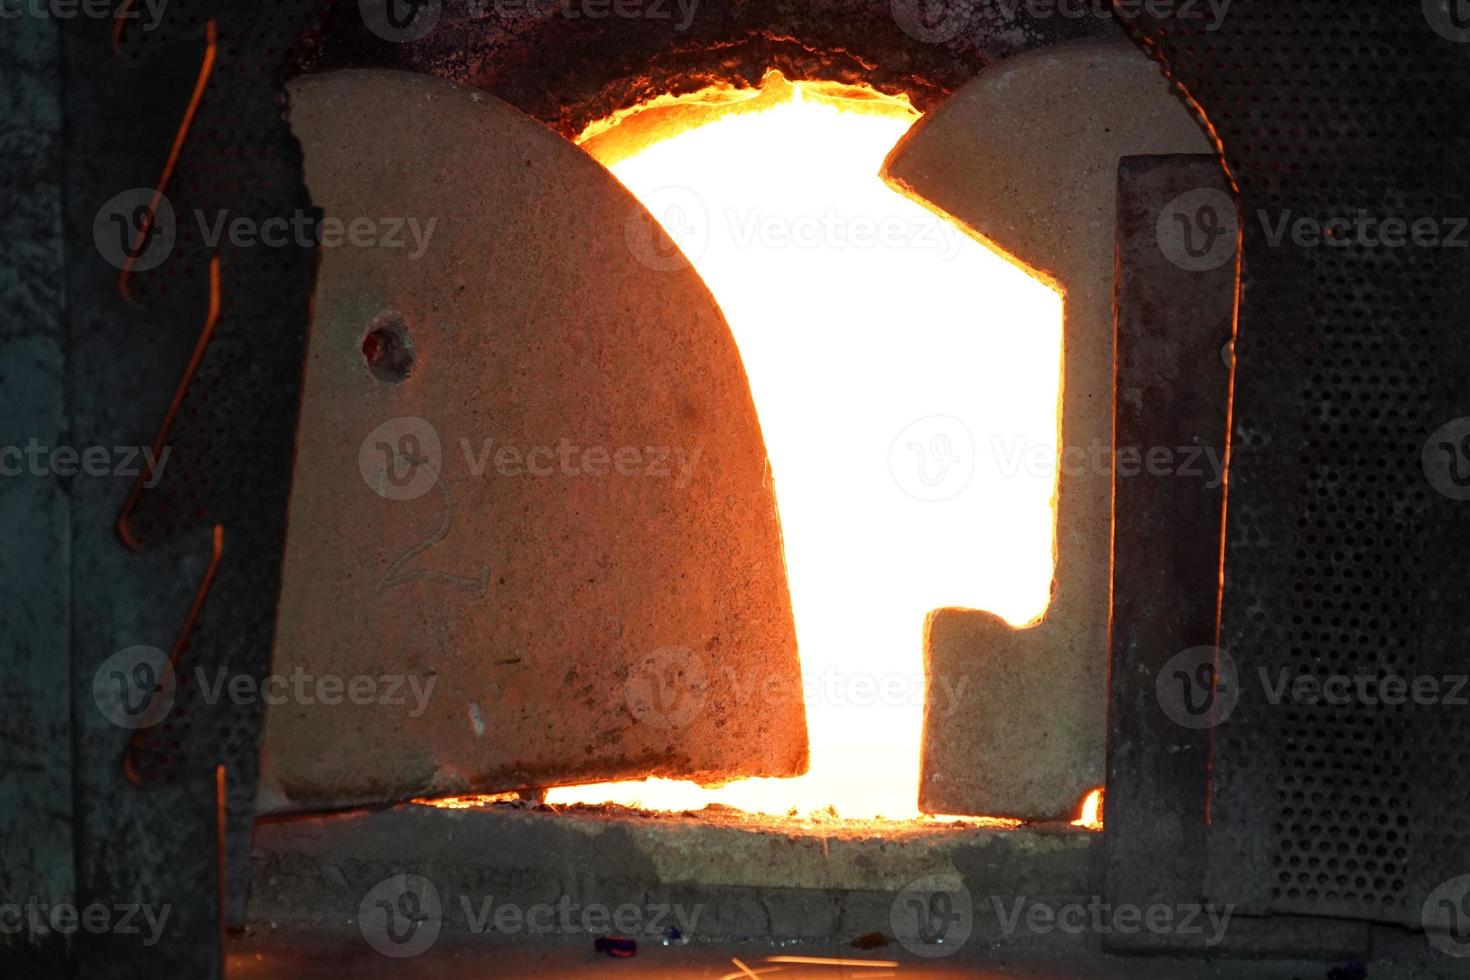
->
[546,73,1063,821]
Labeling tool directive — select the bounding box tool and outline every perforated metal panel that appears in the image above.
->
[1120,0,1470,928]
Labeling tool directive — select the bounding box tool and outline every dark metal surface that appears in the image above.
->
[57,2,321,975]
[0,9,74,972]
[62,12,226,975]
[1103,153,1368,956]
[117,0,323,926]
[1119,0,1470,929]
[1104,152,1236,950]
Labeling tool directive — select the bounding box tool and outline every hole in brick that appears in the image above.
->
[362,312,415,384]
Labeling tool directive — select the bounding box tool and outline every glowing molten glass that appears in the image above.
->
[547,72,1063,821]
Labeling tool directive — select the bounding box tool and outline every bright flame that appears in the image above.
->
[546,72,1062,821]
[1071,787,1104,831]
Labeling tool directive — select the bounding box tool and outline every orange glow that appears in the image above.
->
[418,792,521,809]
[1071,787,1104,831]
[546,71,1063,821]
[767,956,900,967]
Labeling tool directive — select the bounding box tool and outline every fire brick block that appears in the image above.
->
[261,70,806,812]
[882,39,1214,818]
